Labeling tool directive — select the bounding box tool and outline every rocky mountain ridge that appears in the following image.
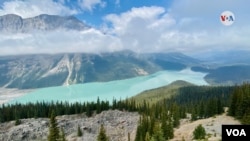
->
[0,51,195,89]
[0,14,89,33]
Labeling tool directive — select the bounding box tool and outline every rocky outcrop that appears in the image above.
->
[0,110,139,141]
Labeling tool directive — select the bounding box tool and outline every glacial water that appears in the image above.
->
[9,68,208,104]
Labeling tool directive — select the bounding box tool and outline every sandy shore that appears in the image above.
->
[0,88,34,105]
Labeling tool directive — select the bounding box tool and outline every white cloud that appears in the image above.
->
[78,0,106,11]
[104,6,184,53]
[104,6,177,52]
[0,29,123,55]
[105,6,167,32]
[166,0,250,54]
[0,0,77,18]
[102,1,250,55]
[170,0,250,29]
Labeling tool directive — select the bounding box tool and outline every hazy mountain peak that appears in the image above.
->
[1,14,22,18]
[0,14,90,33]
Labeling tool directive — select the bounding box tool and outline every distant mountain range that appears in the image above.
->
[194,50,250,66]
[0,50,198,89]
[1,49,250,89]
[192,65,250,85]
[191,49,250,85]
[0,14,89,33]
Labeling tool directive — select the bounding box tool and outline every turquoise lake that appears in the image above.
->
[9,69,208,104]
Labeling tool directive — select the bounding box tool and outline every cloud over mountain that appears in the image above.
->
[0,0,77,18]
[0,29,122,55]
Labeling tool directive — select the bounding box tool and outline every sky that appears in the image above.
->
[0,0,250,56]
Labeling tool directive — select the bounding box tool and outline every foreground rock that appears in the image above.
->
[0,110,139,141]
[170,112,241,141]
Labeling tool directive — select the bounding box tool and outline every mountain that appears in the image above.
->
[191,64,250,85]
[131,80,195,105]
[146,52,201,66]
[1,49,250,89]
[2,49,250,89]
[0,14,89,33]
[194,50,250,66]
[0,51,199,89]
[189,49,250,85]
[204,65,250,85]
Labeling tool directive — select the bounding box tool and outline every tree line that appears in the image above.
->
[134,103,179,141]
[229,83,250,124]
[165,85,235,120]
[0,97,137,123]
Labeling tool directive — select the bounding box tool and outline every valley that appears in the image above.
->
[0,51,199,89]
[1,50,250,90]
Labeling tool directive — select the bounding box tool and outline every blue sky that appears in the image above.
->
[0,0,250,56]
[72,0,173,27]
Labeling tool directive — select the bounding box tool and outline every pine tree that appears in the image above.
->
[166,115,174,139]
[145,132,151,141]
[151,123,164,141]
[48,110,60,141]
[60,128,67,141]
[15,117,21,126]
[14,107,21,126]
[77,125,83,137]
[191,108,197,121]
[217,99,223,114]
[128,132,131,141]
[193,124,206,140]
[97,124,109,141]
[161,113,168,140]
[242,108,250,124]
[229,88,238,116]
[171,103,180,127]
[134,123,141,141]
[86,103,92,117]
[77,125,82,137]
[97,97,101,114]
[199,102,205,118]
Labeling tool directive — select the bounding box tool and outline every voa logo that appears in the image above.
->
[220,11,235,26]
[226,129,246,136]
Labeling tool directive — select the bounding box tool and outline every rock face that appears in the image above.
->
[0,14,89,33]
[0,110,139,141]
